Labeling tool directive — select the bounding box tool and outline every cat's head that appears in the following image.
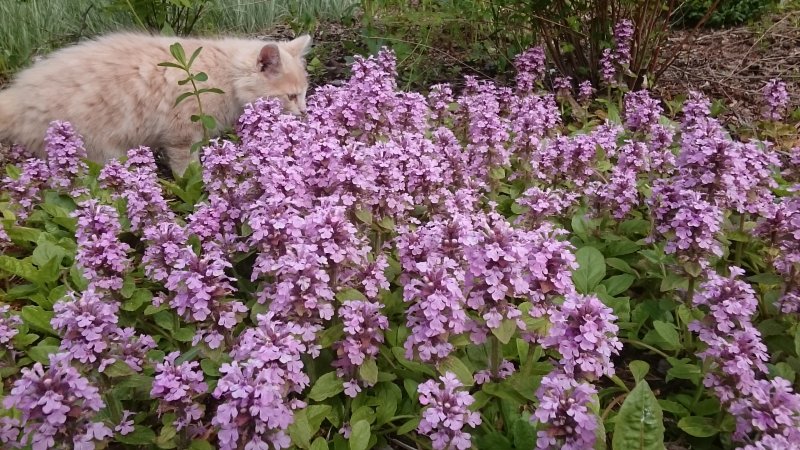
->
[236,35,312,116]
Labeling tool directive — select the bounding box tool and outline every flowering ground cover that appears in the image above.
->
[1,24,799,450]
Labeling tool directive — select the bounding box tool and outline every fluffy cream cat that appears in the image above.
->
[0,32,311,175]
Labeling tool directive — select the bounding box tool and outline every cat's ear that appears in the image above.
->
[258,44,281,73]
[284,35,312,57]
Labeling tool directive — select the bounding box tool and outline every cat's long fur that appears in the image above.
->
[0,32,311,175]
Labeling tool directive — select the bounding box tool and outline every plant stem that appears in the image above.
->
[621,338,670,360]
[490,335,501,379]
[734,214,746,267]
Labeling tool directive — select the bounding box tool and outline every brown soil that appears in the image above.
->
[656,10,800,125]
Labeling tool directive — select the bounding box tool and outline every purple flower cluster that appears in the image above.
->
[2,353,111,450]
[0,304,21,355]
[151,351,208,431]
[417,372,482,450]
[624,90,663,133]
[1,157,49,221]
[532,371,598,450]
[600,19,634,85]
[44,121,87,194]
[118,146,176,232]
[333,300,388,396]
[755,195,800,312]
[72,199,131,291]
[578,81,595,103]
[542,293,622,379]
[516,186,579,223]
[676,101,780,215]
[212,313,309,450]
[51,289,155,372]
[648,179,723,264]
[509,93,561,157]
[161,246,245,349]
[690,267,800,443]
[761,78,790,121]
[457,77,512,174]
[514,46,546,93]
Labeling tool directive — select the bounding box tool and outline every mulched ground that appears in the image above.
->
[656,10,800,125]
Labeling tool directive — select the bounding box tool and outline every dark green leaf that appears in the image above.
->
[193,71,208,82]
[289,408,313,449]
[512,418,537,450]
[645,321,681,351]
[477,432,513,450]
[611,381,665,450]
[117,426,156,445]
[158,62,184,69]
[629,360,650,384]
[349,420,370,450]
[0,256,40,283]
[573,246,605,293]
[188,440,213,450]
[606,258,636,275]
[603,274,635,296]
[187,46,203,67]
[336,288,367,301]
[27,343,59,364]
[310,438,329,450]
[491,318,517,344]
[658,399,689,417]
[200,115,216,130]
[396,417,420,435]
[309,372,344,401]
[197,87,225,95]
[175,91,195,107]
[123,289,152,312]
[438,355,473,386]
[201,359,221,377]
[21,306,55,335]
[31,239,66,267]
[359,358,378,385]
[169,42,187,64]
[677,417,718,438]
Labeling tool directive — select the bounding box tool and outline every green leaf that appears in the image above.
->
[200,115,216,130]
[477,432,513,450]
[747,273,784,285]
[354,209,373,225]
[201,358,221,377]
[309,372,344,401]
[187,46,203,67]
[611,381,665,450]
[603,274,635,296]
[310,438,329,450]
[194,71,208,82]
[173,327,195,342]
[197,87,225,95]
[666,358,702,384]
[117,426,157,445]
[123,289,152,312]
[491,318,517,344]
[104,360,136,378]
[27,343,59,364]
[157,62,184,69]
[31,239,66,267]
[289,408,313,449]
[658,399,689,417]
[188,441,213,450]
[629,360,650,384]
[645,321,681,351]
[573,246,606,293]
[396,417,420,435]
[677,417,718,438]
[349,420,370,450]
[438,355,474,386]
[606,257,635,275]
[169,42,187,64]
[0,255,40,283]
[512,418,537,450]
[359,359,379,385]
[21,306,55,335]
[175,91,195,107]
[336,288,367,301]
